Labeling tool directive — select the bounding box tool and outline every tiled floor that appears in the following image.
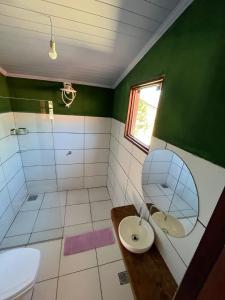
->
[0,187,134,299]
[29,237,133,300]
[0,187,113,249]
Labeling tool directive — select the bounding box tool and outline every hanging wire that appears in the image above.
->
[49,16,53,40]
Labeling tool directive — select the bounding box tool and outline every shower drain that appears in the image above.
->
[118,271,129,285]
[27,195,38,201]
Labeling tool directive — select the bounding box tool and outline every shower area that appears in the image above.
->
[0,96,112,250]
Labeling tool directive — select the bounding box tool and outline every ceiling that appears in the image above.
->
[0,0,191,88]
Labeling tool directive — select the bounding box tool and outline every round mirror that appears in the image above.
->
[142,149,199,237]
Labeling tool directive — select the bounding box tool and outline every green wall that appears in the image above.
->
[6,77,113,117]
[0,76,11,112]
[113,0,225,168]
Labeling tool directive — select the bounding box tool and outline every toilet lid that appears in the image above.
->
[0,248,40,300]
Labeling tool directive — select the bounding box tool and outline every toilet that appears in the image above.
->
[0,248,40,300]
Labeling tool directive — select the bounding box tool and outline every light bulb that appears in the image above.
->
[49,40,57,60]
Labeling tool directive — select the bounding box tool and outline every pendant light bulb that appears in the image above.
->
[49,40,57,60]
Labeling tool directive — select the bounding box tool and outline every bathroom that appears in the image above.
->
[0,0,225,299]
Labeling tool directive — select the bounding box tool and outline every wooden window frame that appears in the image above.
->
[124,76,164,154]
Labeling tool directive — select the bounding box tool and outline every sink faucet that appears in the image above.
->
[138,207,144,226]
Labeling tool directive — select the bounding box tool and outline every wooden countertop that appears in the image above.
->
[111,205,177,300]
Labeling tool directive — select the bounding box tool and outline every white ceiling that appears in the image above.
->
[0,0,191,88]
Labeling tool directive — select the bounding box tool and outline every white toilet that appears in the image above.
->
[0,248,40,300]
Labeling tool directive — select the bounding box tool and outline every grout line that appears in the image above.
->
[22,162,109,167]
[25,174,108,182]
[55,232,63,300]
[0,165,24,194]
[50,117,59,193]
[87,188,104,300]
[28,194,45,244]
[36,257,124,285]
[0,150,21,168]
[12,111,30,197]
[2,184,31,242]
[61,191,68,238]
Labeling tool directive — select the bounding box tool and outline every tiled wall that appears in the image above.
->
[107,118,225,284]
[0,112,27,242]
[14,113,111,194]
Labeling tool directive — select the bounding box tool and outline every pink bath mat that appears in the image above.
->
[64,228,115,256]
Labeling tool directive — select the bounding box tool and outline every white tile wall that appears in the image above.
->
[0,113,111,242]
[24,166,56,181]
[21,150,55,166]
[0,187,10,218]
[56,164,83,179]
[84,163,108,176]
[55,149,83,164]
[57,177,83,191]
[26,180,57,194]
[107,118,225,285]
[0,112,15,139]
[18,133,53,150]
[85,149,109,163]
[84,175,107,188]
[0,135,19,162]
[14,112,52,133]
[0,112,27,243]
[85,117,111,133]
[85,134,110,149]
[2,153,22,183]
[52,115,84,133]
[53,133,84,150]
[13,113,111,193]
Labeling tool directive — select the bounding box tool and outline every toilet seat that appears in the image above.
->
[0,248,40,300]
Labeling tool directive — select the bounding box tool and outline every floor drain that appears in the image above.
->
[27,195,38,201]
[118,271,129,285]
[161,184,168,188]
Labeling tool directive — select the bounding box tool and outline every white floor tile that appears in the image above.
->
[91,200,113,221]
[64,204,91,226]
[6,211,38,237]
[21,194,44,211]
[33,207,65,232]
[57,268,101,300]
[0,234,30,249]
[32,278,58,300]
[29,228,63,244]
[99,260,134,300]
[60,223,97,276]
[67,189,89,205]
[93,220,122,265]
[63,222,92,237]
[89,187,110,202]
[41,192,67,209]
[29,240,61,282]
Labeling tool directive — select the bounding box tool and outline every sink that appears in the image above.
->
[118,216,154,254]
[151,212,185,238]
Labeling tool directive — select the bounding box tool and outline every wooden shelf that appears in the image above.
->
[111,205,177,300]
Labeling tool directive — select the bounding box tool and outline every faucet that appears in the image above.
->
[138,206,144,226]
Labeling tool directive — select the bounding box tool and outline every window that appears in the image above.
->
[125,77,164,153]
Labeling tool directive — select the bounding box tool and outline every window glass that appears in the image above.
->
[125,78,163,152]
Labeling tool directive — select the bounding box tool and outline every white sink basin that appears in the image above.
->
[118,216,154,254]
[152,212,185,238]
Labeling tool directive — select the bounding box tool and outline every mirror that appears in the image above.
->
[142,149,199,237]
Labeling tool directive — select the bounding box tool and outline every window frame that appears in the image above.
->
[124,76,165,154]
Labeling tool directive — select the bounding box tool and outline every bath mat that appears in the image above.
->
[64,227,115,256]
